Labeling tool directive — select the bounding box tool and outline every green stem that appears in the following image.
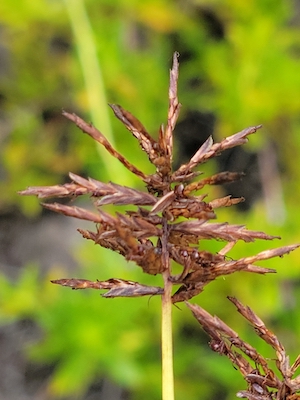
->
[161,217,174,400]
[162,271,174,400]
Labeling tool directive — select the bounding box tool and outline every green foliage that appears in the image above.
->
[1,0,300,399]
[0,255,161,397]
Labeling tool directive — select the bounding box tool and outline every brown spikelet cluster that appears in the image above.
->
[19,52,300,399]
[188,298,300,399]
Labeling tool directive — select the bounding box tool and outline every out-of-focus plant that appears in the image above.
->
[1,0,300,211]
[1,0,300,398]
[20,53,299,400]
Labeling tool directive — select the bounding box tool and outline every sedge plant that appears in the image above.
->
[20,53,300,399]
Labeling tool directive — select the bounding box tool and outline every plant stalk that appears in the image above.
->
[161,218,174,400]
[162,271,174,400]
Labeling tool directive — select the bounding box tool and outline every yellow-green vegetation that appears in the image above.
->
[1,1,300,399]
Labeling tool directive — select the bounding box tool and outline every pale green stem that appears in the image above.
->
[161,216,174,400]
[64,0,132,184]
[162,271,174,400]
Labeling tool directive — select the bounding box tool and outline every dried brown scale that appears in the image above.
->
[143,176,171,195]
[51,278,164,297]
[83,229,125,254]
[236,390,272,400]
[150,190,176,214]
[209,195,245,209]
[169,245,225,267]
[236,265,276,274]
[21,173,158,205]
[180,263,257,285]
[167,196,216,219]
[171,283,205,303]
[18,183,86,198]
[168,245,225,282]
[168,231,200,246]
[76,228,91,238]
[164,51,180,164]
[171,221,281,242]
[116,213,162,238]
[130,245,164,275]
[109,104,157,146]
[126,207,163,226]
[42,202,105,223]
[171,256,276,299]
[205,245,299,275]
[171,171,201,184]
[95,183,157,206]
[228,297,291,379]
[207,171,245,185]
[70,172,157,205]
[80,222,163,275]
[172,125,262,180]
[172,250,279,292]
[69,172,115,197]
[62,110,149,181]
[246,373,279,391]
[109,104,163,167]
[149,181,217,220]
[290,355,300,376]
[168,206,216,220]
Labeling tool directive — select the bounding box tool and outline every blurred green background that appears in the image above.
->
[1,0,300,399]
